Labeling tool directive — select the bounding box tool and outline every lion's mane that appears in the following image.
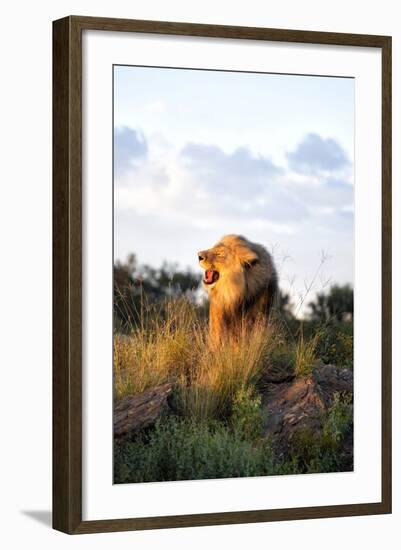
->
[198,234,278,343]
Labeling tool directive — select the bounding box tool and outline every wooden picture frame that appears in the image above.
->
[53,15,392,534]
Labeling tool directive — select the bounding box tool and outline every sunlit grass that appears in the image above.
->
[174,319,276,421]
[114,297,197,398]
[113,295,352,423]
[294,325,320,376]
[114,297,280,420]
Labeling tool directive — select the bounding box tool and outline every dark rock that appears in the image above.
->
[114,382,173,437]
[312,363,353,404]
[262,364,353,454]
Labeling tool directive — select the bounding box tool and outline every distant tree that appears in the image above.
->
[308,284,353,323]
[114,253,137,292]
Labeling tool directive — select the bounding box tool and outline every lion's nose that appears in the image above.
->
[198,251,206,262]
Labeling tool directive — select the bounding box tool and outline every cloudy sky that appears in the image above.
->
[114,65,354,316]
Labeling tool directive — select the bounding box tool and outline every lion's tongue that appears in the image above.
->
[205,269,214,283]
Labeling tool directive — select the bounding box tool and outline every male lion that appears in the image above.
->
[198,234,278,344]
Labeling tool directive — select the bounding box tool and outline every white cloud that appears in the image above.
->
[114,130,354,316]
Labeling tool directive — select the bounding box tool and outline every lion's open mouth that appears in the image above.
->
[203,269,219,285]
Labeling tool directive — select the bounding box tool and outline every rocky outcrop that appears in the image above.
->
[262,364,353,454]
[114,382,173,437]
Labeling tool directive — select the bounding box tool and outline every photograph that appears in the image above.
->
[0,0,395,544]
[112,64,355,484]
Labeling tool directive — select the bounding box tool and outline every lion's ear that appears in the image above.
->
[239,249,259,268]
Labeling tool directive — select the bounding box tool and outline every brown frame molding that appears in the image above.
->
[52,15,392,534]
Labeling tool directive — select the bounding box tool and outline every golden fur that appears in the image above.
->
[198,234,278,344]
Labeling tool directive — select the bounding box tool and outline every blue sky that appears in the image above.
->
[114,65,354,315]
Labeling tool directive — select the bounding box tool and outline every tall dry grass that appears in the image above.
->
[174,320,276,420]
[294,325,319,376]
[114,298,197,398]
[114,297,278,420]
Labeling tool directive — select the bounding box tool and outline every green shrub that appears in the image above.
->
[265,345,295,378]
[268,324,320,379]
[283,392,353,474]
[114,391,353,483]
[114,416,276,483]
[231,387,265,441]
[316,325,353,368]
[322,392,353,449]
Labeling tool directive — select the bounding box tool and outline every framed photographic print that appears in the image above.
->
[53,16,392,534]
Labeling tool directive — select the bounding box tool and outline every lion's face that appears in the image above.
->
[198,243,237,290]
[198,235,259,296]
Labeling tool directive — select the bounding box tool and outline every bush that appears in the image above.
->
[316,324,353,368]
[264,324,321,379]
[264,344,295,380]
[283,392,353,474]
[114,416,276,483]
[113,392,353,483]
[231,387,265,441]
[322,392,353,449]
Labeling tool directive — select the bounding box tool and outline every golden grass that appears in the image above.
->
[113,295,326,421]
[175,320,275,420]
[114,297,278,420]
[114,298,197,398]
[294,325,319,376]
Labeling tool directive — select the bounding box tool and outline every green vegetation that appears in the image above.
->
[114,417,276,483]
[114,392,352,483]
[113,256,354,483]
[308,284,353,323]
[231,386,265,441]
[283,393,354,475]
[115,299,281,424]
[315,323,353,368]
[113,253,203,332]
[114,298,197,398]
[293,326,319,376]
